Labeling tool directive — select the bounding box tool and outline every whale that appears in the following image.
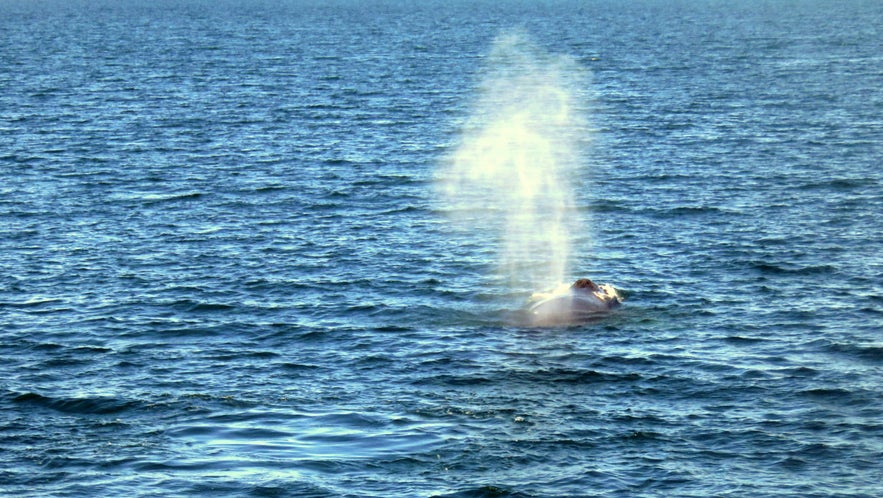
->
[527,278,621,326]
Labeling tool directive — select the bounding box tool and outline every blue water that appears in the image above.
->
[2,1,882,496]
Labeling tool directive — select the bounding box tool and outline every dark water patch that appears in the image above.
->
[11,392,139,415]
[181,425,293,441]
[379,204,426,215]
[279,362,323,373]
[721,335,768,344]
[245,482,333,498]
[72,345,113,354]
[748,261,837,276]
[796,177,878,191]
[114,360,143,369]
[29,342,65,352]
[352,352,398,370]
[857,304,882,316]
[250,184,289,194]
[798,388,854,399]
[371,324,416,333]
[587,199,632,214]
[353,174,427,187]
[432,486,533,498]
[38,356,95,369]
[419,374,494,387]
[155,470,328,498]
[500,367,643,386]
[781,366,821,378]
[658,205,726,217]
[207,350,280,361]
[617,429,666,443]
[294,329,332,343]
[131,460,227,473]
[825,342,883,363]
[732,368,773,381]
[306,201,344,213]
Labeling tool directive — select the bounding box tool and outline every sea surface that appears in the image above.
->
[2,1,882,496]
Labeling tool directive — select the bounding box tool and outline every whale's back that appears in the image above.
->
[528,286,619,326]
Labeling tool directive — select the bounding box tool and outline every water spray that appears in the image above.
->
[438,32,589,295]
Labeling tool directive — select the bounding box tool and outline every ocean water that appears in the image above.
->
[2,0,882,496]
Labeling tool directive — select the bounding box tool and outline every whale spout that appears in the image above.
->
[527,279,620,326]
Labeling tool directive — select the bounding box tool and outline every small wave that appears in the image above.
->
[138,192,205,204]
[0,296,64,308]
[798,388,854,398]
[722,335,768,344]
[187,302,236,312]
[827,342,883,362]
[598,354,656,366]
[319,158,354,166]
[749,261,837,276]
[307,201,343,212]
[279,362,323,372]
[345,303,382,313]
[251,184,288,193]
[756,236,790,247]
[73,345,113,353]
[11,392,138,415]
[781,366,820,377]
[353,174,425,187]
[620,430,665,442]
[797,177,877,191]
[638,205,728,219]
[208,350,279,361]
[588,199,631,213]
[859,305,882,316]
[542,368,642,384]
[419,374,494,387]
[31,342,64,351]
[324,189,350,198]
[431,485,533,497]
[164,299,236,313]
[354,354,396,367]
[419,368,642,387]
[372,324,415,333]
[156,325,227,337]
[379,205,425,215]
[668,206,724,216]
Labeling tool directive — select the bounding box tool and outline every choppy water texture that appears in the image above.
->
[2,1,882,496]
